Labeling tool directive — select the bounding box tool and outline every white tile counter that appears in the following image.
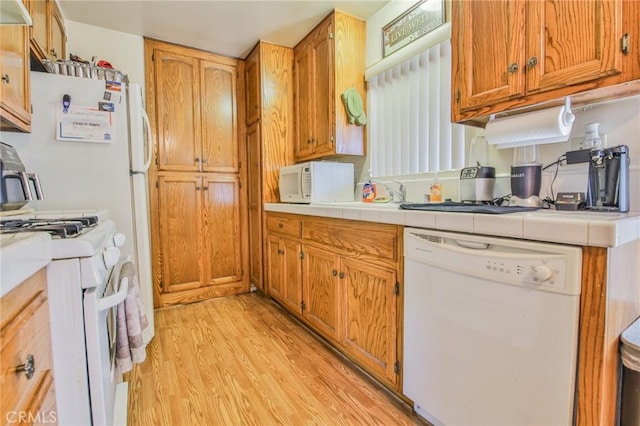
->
[0,232,52,297]
[265,202,640,248]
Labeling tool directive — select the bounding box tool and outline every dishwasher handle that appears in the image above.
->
[455,240,490,250]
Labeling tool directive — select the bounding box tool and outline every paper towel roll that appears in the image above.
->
[485,104,575,149]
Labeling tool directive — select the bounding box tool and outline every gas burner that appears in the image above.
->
[0,215,99,239]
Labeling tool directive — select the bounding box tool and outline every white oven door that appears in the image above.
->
[84,255,131,426]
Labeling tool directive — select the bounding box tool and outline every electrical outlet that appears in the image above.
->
[570,133,607,150]
[571,136,586,150]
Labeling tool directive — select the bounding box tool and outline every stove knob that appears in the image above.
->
[103,247,121,269]
[531,265,553,282]
[113,233,126,247]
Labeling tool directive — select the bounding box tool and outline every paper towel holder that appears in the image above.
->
[485,97,575,149]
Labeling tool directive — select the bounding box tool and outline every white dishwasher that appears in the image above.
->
[403,228,582,426]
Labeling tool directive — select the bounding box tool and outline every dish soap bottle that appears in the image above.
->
[362,171,376,202]
[429,174,442,203]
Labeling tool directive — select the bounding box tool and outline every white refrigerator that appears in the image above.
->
[0,71,155,341]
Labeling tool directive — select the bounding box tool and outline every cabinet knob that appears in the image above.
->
[339,272,345,279]
[507,63,519,73]
[307,139,312,145]
[278,223,283,228]
[195,157,201,163]
[1,74,9,84]
[14,354,35,379]
[50,48,57,59]
[278,249,284,255]
[332,270,338,276]
[202,158,208,164]
[526,57,538,68]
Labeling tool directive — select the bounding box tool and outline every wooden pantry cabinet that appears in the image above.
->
[28,0,66,64]
[293,10,366,161]
[265,212,403,392]
[1,269,57,425]
[0,13,31,132]
[452,0,640,124]
[244,41,294,292]
[145,39,248,307]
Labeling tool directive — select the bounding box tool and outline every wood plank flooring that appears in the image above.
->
[126,293,425,425]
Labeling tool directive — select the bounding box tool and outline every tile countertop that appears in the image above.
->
[0,232,52,298]
[264,202,640,248]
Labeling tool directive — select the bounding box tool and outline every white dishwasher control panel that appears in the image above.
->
[405,228,583,295]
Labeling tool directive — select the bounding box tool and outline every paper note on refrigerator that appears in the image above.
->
[56,105,115,143]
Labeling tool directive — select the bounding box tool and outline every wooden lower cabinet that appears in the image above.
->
[267,235,303,315]
[341,258,398,384]
[265,212,403,392]
[303,245,341,341]
[1,268,57,424]
[155,173,246,306]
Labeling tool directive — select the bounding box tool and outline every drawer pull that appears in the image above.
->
[1,74,9,84]
[339,272,345,279]
[14,354,35,379]
[332,269,338,276]
[278,223,283,228]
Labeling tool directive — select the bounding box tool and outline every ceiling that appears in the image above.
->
[59,0,390,59]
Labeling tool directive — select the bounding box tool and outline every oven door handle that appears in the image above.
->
[98,276,129,311]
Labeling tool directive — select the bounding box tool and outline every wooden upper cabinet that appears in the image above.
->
[200,60,238,173]
[456,0,526,111]
[155,50,201,172]
[245,48,261,125]
[525,0,621,94]
[28,0,66,63]
[29,0,48,59]
[310,19,334,158]
[452,0,634,123]
[151,42,239,173]
[293,39,314,159]
[293,10,366,162]
[0,23,31,132]
[48,0,65,61]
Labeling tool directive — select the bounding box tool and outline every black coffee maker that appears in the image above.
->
[585,145,630,212]
[0,142,44,211]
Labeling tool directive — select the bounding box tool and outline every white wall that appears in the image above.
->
[65,21,145,88]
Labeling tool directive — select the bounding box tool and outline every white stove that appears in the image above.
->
[2,209,130,425]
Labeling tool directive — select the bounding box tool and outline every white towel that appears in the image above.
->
[115,262,150,374]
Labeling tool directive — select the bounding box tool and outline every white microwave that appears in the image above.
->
[279,161,355,203]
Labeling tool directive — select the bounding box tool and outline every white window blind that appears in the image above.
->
[368,40,465,176]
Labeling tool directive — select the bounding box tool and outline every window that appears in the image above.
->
[367,40,466,176]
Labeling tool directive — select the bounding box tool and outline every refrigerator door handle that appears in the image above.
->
[140,108,153,172]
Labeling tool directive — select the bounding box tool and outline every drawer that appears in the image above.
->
[1,269,54,418]
[303,218,399,262]
[266,214,302,238]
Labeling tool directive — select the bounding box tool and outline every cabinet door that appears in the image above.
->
[266,235,285,300]
[525,0,622,94]
[282,238,303,315]
[29,0,48,60]
[341,258,398,385]
[247,123,262,289]
[245,48,261,125]
[455,0,526,111]
[157,175,203,292]
[310,19,335,156]
[303,245,341,342]
[48,0,65,61]
[200,60,239,173]
[0,24,30,132]
[154,50,201,172]
[293,41,314,160]
[202,175,243,286]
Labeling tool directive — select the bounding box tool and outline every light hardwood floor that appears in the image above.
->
[126,293,425,425]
